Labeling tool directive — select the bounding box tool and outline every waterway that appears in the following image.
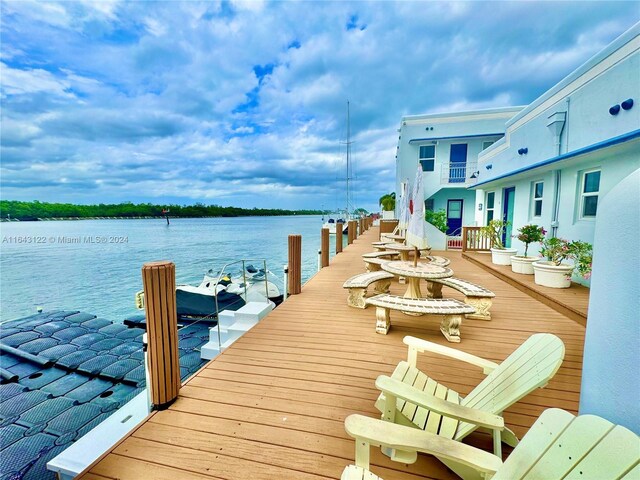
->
[0,216,336,322]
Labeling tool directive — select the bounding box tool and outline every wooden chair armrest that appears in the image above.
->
[403,336,499,374]
[345,414,502,476]
[376,376,505,430]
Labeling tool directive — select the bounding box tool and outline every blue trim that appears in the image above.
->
[409,133,503,144]
[472,129,640,188]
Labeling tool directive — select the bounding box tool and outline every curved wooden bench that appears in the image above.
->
[362,251,399,259]
[365,294,475,342]
[424,255,450,267]
[428,277,495,321]
[371,241,389,252]
[343,272,395,309]
[363,257,386,272]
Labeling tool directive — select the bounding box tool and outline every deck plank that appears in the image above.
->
[79,226,586,479]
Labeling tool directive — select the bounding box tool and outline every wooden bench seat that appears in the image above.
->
[428,277,496,320]
[363,257,386,272]
[361,251,399,259]
[424,255,450,267]
[342,272,395,309]
[371,241,389,251]
[365,294,475,342]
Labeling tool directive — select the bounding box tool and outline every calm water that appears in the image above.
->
[0,216,337,322]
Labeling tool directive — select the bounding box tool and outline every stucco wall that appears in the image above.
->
[474,148,638,265]
[478,34,639,183]
[579,168,640,434]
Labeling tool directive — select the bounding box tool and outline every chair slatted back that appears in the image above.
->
[494,409,640,479]
[456,334,565,440]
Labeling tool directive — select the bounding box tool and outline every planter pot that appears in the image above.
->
[532,261,574,288]
[490,248,518,265]
[510,256,538,275]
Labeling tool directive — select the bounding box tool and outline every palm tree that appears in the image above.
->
[379,192,396,211]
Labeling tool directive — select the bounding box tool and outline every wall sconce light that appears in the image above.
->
[470,171,480,179]
[621,98,634,110]
[517,147,528,155]
[486,164,493,170]
[609,104,621,115]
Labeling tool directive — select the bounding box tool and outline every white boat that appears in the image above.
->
[135,263,283,320]
[322,216,349,234]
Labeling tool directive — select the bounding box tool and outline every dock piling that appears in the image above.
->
[141,260,180,410]
[321,228,329,268]
[288,234,302,295]
[347,221,355,245]
[336,222,343,253]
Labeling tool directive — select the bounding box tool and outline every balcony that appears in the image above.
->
[440,161,478,185]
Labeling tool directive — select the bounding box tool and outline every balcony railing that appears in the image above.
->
[440,162,478,185]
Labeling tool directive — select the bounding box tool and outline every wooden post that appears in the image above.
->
[353,220,359,239]
[348,221,356,245]
[321,228,329,268]
[141,261,180,410]
[336,222,343,253]
[288,234,302,295]
[462,227,468,252]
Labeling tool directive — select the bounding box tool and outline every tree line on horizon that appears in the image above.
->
[0,200,326,221]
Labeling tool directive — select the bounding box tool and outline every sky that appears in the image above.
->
[1,1,638,212]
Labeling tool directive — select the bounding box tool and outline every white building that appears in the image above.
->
[473,24,639,254]
[395,107,523,247]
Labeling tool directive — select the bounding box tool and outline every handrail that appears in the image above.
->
[462,226,492,252]
[211,259,271,350]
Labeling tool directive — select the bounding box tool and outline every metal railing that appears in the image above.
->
[440,162,478,185]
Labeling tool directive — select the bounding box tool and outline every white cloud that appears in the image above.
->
[1,1,637,211]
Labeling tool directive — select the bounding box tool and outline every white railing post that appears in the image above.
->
[283,265,288,301]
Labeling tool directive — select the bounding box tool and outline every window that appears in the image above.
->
[580,170,601,218]
[425,198,434,211]
[532,181,543,217]
[486,192,495,224]
[419,145,435,172]
[482,141,495,150]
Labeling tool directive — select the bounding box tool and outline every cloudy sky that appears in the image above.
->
[1,1,637,211]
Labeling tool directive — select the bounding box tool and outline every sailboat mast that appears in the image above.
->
[346,101,350,217]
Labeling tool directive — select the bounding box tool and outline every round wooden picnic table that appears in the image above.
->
[381,260,453,299]
[383,234,406,244]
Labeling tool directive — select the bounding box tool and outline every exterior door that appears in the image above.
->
[502,187,515,247]
[449,144,468,183]
[446,199,463,235]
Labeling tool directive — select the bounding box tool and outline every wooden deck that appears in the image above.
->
[463,251,590,325]
[79,227,586,480]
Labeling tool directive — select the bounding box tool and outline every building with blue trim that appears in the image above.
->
[395,107,524,247]
[472,23,639,265]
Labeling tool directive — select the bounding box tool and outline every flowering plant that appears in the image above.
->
[515,224,546,257]
[539,237,593,279]
[480,219,510,249]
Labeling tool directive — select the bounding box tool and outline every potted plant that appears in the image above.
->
[511,224,546,274]
[533,238,593,288]
[480,219,517,265]
[379,193,396,219]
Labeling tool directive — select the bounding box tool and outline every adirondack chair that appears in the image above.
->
[375,333,565,478]
[341,409,640,480]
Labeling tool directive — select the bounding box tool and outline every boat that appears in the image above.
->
[322,216,348,235]
[135,263,283,321]
[323,101,359,235]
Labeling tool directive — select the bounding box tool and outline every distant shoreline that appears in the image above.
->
[0,214,320,222]
[0,200,327,222]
